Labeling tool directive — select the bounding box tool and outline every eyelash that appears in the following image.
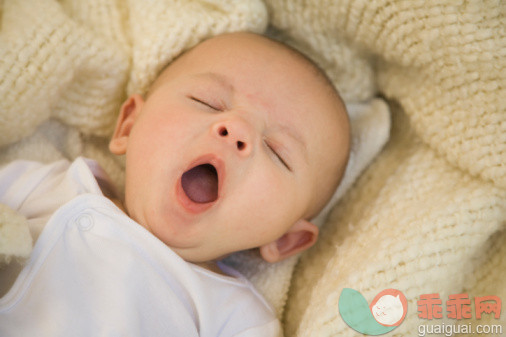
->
[190,96,221,111]
[265,141,291,171]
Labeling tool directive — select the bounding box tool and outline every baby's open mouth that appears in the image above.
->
[181,164,219,203]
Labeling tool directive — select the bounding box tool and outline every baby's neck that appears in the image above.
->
[95,176,126,212]
[195,261,227,276]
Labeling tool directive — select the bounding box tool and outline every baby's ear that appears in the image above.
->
[109,94,144,155]
[259,219,318,263]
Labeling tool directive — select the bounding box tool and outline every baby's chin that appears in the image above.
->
[169,242,225,264]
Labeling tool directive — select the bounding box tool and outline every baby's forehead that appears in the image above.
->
[153,33,340,96]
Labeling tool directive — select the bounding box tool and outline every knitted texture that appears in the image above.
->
[1,1,505,336]
[0,0,129,145]
[285,104,506,336]
[0,203,32,265]
[268,0,506,336]
[0,0,267,146]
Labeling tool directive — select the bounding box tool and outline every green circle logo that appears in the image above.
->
[339,288,408,335]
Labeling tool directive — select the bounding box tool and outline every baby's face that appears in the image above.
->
[110,33,349,263]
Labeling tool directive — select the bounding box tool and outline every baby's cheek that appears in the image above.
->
[243,175,286,215]
[258,172,289,202]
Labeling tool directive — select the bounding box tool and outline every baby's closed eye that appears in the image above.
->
[264,140,291,171]
[189,95,223,111]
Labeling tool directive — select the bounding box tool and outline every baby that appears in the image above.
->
[0,32,349,336]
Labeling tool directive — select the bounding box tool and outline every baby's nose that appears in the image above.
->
[212,117,254,157]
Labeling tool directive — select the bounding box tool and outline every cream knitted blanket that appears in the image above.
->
[1,1,505,336]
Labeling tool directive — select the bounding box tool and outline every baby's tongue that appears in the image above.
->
[181,164,218,203]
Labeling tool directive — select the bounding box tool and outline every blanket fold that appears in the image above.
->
[1,1,505,336]
[266,1,506,335]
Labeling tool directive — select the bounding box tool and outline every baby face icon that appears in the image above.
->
[370,289,408,326]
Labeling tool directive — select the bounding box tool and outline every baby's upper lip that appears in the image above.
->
[175,154,225,214]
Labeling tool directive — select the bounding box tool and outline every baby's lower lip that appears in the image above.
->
[175,155,224,214]
[176,177,216,214]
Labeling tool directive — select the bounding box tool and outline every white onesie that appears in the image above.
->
[0,158,280,337]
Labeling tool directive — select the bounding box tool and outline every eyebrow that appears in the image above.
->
[192,72,235,93]
[278,125,308,163]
